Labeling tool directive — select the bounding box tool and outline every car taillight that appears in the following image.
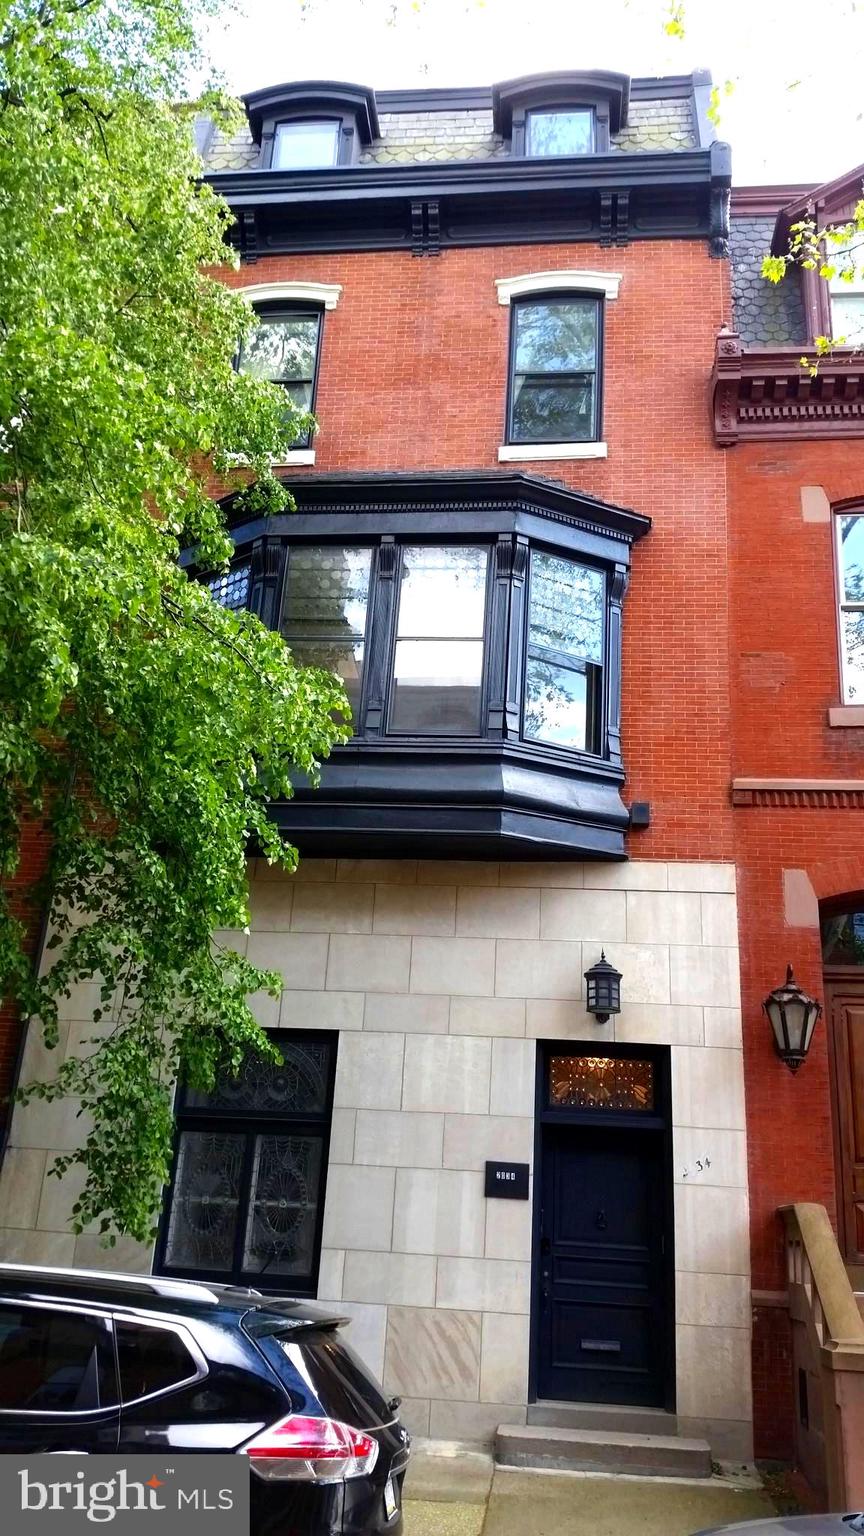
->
[239,1414,379,1483]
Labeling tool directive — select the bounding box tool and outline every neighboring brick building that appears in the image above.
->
[715,168,864,1477]
[4,66,862,1490]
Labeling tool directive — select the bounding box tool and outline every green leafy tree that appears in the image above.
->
[0,0,350,1242]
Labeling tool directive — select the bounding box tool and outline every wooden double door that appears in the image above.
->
[826,976,864,1265]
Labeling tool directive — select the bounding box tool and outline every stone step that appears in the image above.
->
[495,1423,713,1479]
[527,1400,678,1437]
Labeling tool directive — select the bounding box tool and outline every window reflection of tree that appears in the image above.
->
[525,553,603,750]
[280,546,372,726]
[511,299,598,443]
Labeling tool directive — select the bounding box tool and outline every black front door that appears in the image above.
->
[536,1123,667,1406]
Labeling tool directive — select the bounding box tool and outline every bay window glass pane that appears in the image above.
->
[273,120,339,170]
[163,1131,244,1272]
[527,109,595,157]
[841,610,864,703]
[390,546,487,735]
[838,514,864,602]
[280,546,372,725]
[529,552,604,664]
[241,1134,323,1278]
[525,656,588,747]
[510,300,599,443]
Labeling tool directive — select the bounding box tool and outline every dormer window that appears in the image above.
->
[272,120,341,170]
[526,109,595,158]
[242,80,378,171]
[492,71,629,159]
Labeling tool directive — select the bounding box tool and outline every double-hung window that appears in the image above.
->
[507,295,601,444]
[390,546,488,735]
[279,546,373,724]
[159,1032,336,1294]
[524,550,604,751]
[238,304,322,447]
[829,232,864,347]
[526,108,595,157]
[835,508,864,703]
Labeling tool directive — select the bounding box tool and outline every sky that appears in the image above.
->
[202,0,864,186]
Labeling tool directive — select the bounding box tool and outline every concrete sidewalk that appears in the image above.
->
[403,1444,778,1536]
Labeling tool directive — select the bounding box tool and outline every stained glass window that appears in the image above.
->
[159,1033,335,1294]
[206,563,251,612]
[549,1054,655,1111]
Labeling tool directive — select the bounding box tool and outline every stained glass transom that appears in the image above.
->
[549,1054,655,1111]
[185,1040,330,1115]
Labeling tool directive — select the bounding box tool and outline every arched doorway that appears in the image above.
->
[821,901,864,1267]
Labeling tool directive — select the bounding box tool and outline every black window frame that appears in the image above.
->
[525,106,596,157]
[237,300,324,451]
[156,1030,337,1297]
[522,547,605,756]
[506,292,604,447]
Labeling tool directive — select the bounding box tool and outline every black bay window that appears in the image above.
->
[157,1032,336,1295]
[238,303,322,446]
[508,295,601,444]
[201,473,651,858]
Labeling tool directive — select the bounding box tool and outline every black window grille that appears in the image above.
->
[157,1032,337,1295]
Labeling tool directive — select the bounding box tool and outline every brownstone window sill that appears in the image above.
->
[827,706,864,728]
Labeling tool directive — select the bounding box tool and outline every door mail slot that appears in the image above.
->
[580,1338,621,1353]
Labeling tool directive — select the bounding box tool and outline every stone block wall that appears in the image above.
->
[0,854,751,1459]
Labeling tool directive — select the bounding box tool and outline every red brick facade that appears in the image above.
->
[222,241,734,863]
[729,443,864,1458]
[0,816,51,1135]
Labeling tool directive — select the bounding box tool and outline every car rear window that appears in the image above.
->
[274,1331,393,1428]
[116,1320,200,1402]
[0,1303,114,1412]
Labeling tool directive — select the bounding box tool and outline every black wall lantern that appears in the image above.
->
[762,965,822,1073]
[584,951,622,1023]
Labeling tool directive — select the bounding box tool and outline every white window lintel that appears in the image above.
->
[495,270,622,306]
[237,281,342,311]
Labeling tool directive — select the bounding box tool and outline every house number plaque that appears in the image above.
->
[484,1161,529,1199]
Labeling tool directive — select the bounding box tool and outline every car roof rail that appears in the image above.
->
[0,1262,229,1305]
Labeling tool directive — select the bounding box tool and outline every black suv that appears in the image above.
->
[0,1264,410,1535]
